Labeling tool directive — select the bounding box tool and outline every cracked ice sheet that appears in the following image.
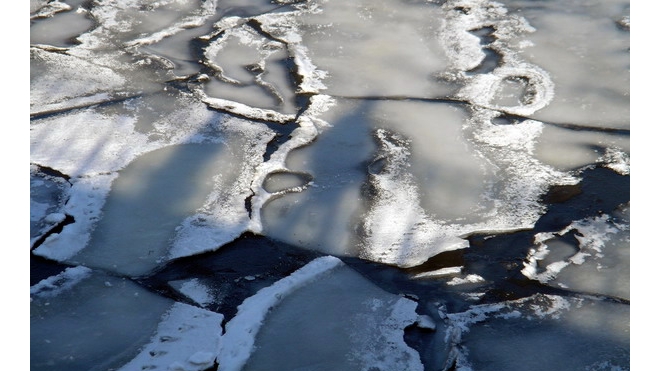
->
[506,0,630,128]
[66,122,273,277]
[523,205,630,300]
[31,90,275,275]
[219,256,424,371]
[31,267,223,371]
[445,294,629,371]
[262,99,575,267]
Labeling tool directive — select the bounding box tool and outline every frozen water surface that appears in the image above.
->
[30,0,630,369]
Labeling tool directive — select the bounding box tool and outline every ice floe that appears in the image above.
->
[221,256,424,371]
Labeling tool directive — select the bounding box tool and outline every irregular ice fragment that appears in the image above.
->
[218,256,344,371]
[233,260,424,371]
[169,279,213,307]
[444,294,629,370]
[523,211,630,299]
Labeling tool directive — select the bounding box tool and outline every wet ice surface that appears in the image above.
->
[30,0,629,370]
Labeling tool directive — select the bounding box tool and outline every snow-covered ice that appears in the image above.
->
[30,0,630,369]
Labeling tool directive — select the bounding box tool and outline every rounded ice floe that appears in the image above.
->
[31,87,277,272]
[66,134,271,276]
[455,64,555,116]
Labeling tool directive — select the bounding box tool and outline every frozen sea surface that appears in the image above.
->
[30,0,630,370]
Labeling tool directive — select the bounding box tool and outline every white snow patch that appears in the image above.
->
[118,302,224,371]
[447,274,486,286]
[33,174,116,261]
[30,266,93,299]
[412,267,463,279]
[173,279,213,307]
[416,314,437,330]
[600,148,630,175]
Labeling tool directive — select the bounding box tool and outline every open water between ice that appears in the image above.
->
[30,0,630,370]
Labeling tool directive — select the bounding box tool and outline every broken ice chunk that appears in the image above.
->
[220,256,424,371]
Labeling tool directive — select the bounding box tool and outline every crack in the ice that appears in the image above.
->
[30,93,144,120]
[31,214,76,251]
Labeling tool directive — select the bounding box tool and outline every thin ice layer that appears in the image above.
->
[444,294,629,370]
[30,47,126,115]
[259,98,371,257]
[30,7,95,47]
[221,257,424,371]
[535,124,630,172]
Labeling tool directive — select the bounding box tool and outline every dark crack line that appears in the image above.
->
[30,93,144,121]
[328,94,630,135]
[31,214,76,250]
